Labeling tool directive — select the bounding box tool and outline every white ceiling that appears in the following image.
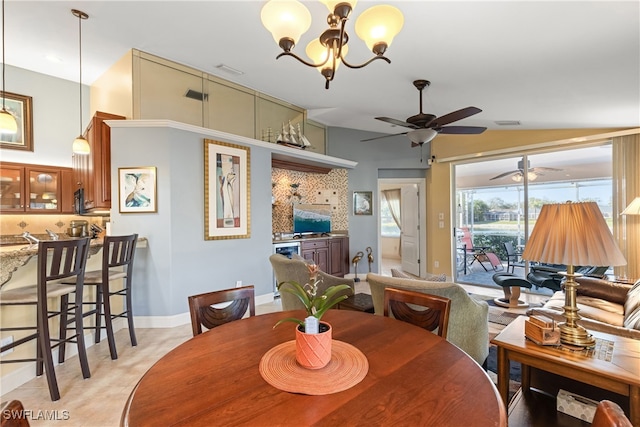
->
[5,1,640,140]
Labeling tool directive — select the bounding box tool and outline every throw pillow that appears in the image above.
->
[575,276,631,305]
[623,280,640,327]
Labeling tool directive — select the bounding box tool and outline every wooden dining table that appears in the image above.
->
[121,310,506,426]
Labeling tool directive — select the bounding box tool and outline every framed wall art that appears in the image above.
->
[0,91,33,151]
[118,167,157,213]
[353,191,373,215]
[204,139,251,240]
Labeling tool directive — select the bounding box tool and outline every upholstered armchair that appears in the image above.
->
[269,254,355,311]
[366,273,489,366]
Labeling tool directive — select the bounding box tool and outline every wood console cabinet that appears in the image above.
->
[0,162,73,213]
[72,111,125,212]
[300,236,349,277]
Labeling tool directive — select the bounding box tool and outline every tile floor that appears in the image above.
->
[1,259,547,426]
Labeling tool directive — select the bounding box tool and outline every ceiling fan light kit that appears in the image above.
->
[490,157,562,181]
[261,0,404,89]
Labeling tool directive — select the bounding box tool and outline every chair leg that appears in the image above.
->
[125,283,137,347]
[73,287,91,380]
[94,287,103,344]
[101,283,118,360]
[57,294,69,364]
[37,301,60,401]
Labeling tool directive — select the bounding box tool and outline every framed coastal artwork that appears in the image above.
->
[353,191,373,215]
[204,139,251,240]
[0,91,33,152]
[118,167,157,213]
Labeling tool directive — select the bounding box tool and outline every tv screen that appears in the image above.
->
[293,204,331,234]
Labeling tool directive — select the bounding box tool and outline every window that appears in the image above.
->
[380,196,401,237]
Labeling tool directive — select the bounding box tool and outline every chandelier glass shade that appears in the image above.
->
[261,0,403,89]
[0,0,17,134]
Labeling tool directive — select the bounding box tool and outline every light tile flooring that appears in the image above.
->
[1,259,547,426]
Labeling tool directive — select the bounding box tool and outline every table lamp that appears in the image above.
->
[621,197,640,215]
[521,201,626,348]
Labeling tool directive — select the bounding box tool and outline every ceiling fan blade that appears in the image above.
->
[530,166,562,172]
[437,125,487,135]
[360,132,408,142]
[430,107,482,127]
[375,117,420,129]
[489,170,521,180]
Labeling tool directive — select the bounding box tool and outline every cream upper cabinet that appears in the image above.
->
[204,76,255,139]
[137,56,204,127]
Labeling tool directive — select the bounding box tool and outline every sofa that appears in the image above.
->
[527,276,640,340]
[366,273,489,366]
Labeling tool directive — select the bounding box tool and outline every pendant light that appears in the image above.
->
[71,9,90,155]
[0,0,17,134]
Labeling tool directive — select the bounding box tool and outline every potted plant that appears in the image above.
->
[275,262,352,369]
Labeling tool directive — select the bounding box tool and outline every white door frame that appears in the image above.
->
[377,178,427,278]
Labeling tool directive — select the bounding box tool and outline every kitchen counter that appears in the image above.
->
[272,232,348,244]
[0,237,148,287]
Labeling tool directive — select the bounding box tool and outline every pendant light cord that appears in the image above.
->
[2,0,7,111]
[77,11,82,136]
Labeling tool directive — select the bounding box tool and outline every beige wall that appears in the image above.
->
[426,127,639,276]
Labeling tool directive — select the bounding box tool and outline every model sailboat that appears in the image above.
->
[276,121,311,149]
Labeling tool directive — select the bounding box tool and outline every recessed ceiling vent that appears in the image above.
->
[495,120,521,126]
[185,89,208,101]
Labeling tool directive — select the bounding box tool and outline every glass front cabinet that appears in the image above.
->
[0,162,74,213]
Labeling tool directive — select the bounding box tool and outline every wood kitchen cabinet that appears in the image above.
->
[72,111,125,213]
[300,236,349,278]
[0,162,74,213]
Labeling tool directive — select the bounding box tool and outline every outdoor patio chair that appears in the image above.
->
[503,241,525,273]
[459,227,503,272]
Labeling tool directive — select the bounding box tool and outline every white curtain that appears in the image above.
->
[613,133,640,279]
[382,189,402,256]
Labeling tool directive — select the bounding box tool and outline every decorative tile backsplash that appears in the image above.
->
[0,214,106,244]
[271,168,348,233]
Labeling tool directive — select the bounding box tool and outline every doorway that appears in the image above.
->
[378,178,427,277]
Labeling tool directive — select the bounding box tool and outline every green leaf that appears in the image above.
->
[277,281,311,310]
[273,317,305,329]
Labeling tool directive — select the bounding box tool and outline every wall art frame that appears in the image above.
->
[118,167,157,213]
[353,191,373,215]
[0,91,33,152]
[204,139,251,240]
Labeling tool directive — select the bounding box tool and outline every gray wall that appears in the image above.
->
[326,127,430,274]
[110,125,273,317]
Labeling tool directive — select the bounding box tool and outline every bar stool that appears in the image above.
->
[60,234,138,360]
[0,238,91,401]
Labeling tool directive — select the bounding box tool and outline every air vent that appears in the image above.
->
[185,89,208,101]
[215,64,244,76]
[495,120,521,126]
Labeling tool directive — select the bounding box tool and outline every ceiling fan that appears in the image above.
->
[489,158,562,182]
[362,79,487,146]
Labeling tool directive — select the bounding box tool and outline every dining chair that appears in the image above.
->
[60,234,138,360]
[383,287,452,339]
[1,400,30,427]
[591,400,632,427]
[0,238,91,401]
[188,285,255,336]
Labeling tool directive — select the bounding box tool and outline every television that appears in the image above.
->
[293,204,332,235]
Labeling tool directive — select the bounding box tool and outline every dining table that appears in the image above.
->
[121,309,506,426]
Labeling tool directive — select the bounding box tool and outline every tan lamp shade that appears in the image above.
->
[0,108,17,133]
[72,135,90,155]
[521,201,626,267]
[261,0,311,47]
[355,5,404,52]
[622,197,640,215]
[319,0,358,14]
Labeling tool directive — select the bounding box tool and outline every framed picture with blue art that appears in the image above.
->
[204,139,251,240]
[118,167,157,213]
[0,91,33,152]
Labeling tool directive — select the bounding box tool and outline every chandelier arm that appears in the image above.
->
[340,54,391,70]
[334,17,348,61]
[276,51,330,68]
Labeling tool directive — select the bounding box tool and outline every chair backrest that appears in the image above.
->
[460,227,474,249]
[591,400,632,427]
[38,238,90,299]
[188,286,255,336]
[503,242,517,258]
[1,400,30,427]
[383,287,452,339]
[102,234,138,280]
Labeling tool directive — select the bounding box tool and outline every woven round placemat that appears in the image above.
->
[259,340,369,395]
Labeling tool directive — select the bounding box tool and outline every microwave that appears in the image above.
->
[74,188,87,215]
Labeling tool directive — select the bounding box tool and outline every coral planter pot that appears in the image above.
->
[295,322,332,369]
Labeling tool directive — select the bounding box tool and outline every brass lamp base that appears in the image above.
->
[558,323,596,348]
[559,267,596,349]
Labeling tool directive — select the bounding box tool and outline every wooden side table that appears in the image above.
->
[336,292,374,313]
[491,316,640,425]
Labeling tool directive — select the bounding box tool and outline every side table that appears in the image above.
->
[491,316,639,425]
[337,292,374,313]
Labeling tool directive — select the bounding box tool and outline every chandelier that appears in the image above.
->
[261,0,404,89]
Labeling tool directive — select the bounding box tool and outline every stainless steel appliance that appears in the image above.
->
[272,241,301,295]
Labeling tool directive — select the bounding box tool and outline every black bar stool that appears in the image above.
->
[0,238,91,401]
[60,234,138,360]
